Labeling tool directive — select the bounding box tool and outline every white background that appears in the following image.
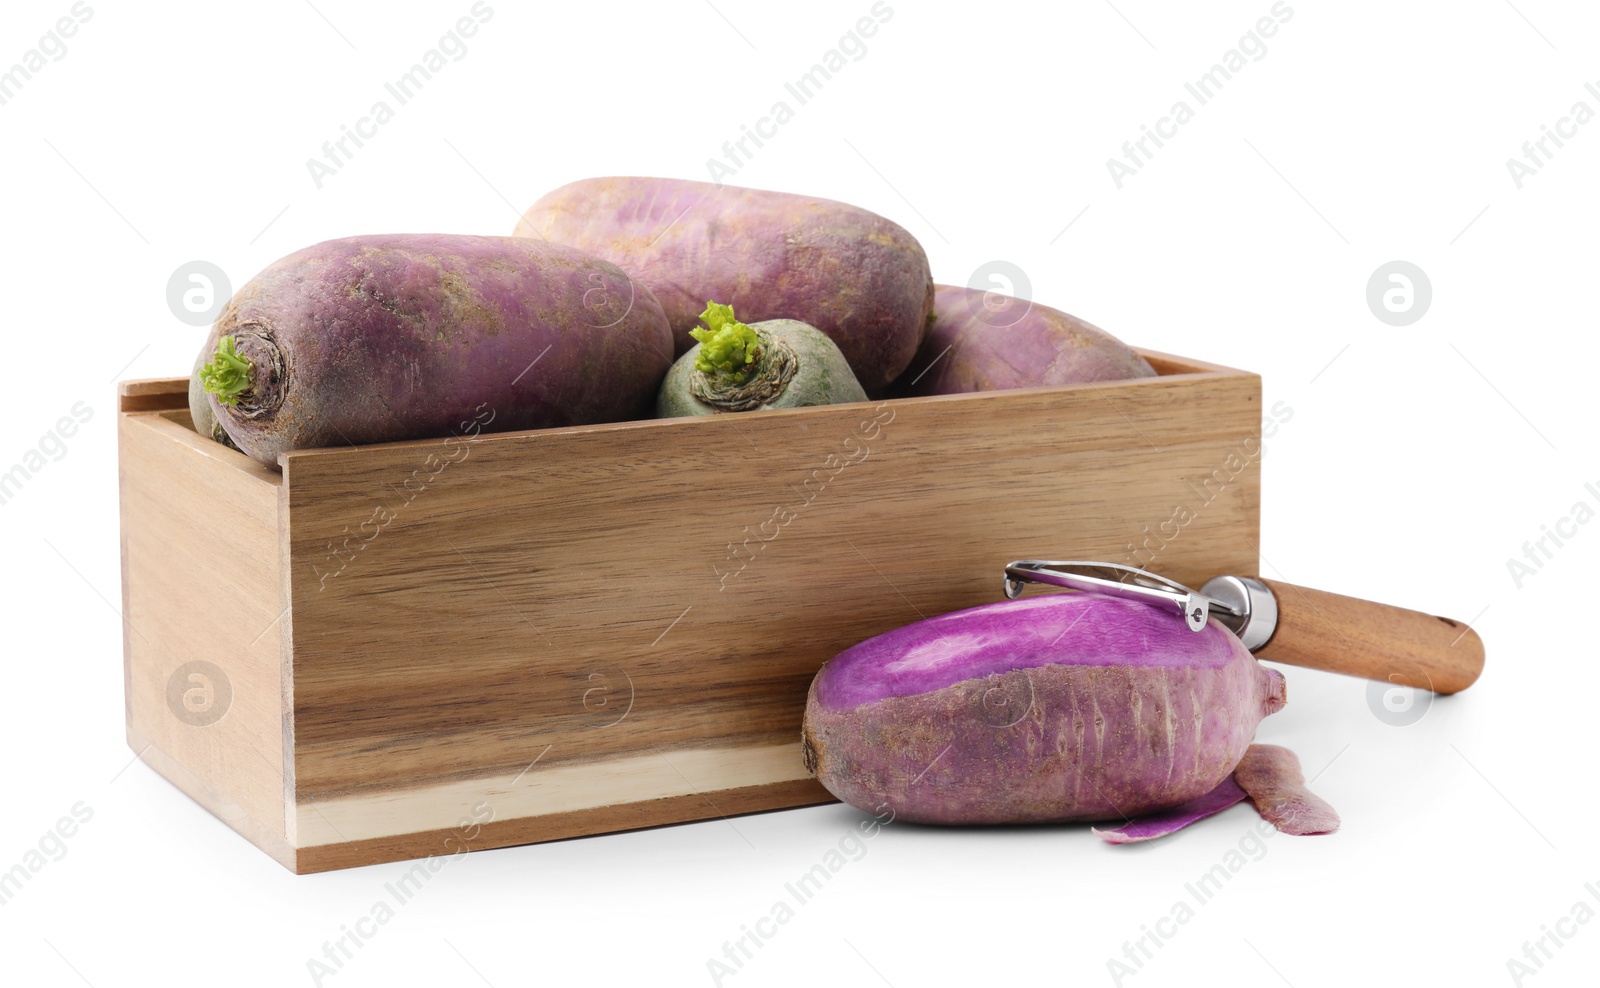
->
[1,0,1594,985]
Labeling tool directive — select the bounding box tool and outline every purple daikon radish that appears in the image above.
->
[892,285,1156,397]
[801,594,1286,825]
[514,176,934,391]
[199,234,674,467]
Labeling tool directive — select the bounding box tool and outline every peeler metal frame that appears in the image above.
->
[1002,560,1279,651]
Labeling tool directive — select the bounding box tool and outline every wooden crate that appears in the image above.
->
[117,350,1262,873]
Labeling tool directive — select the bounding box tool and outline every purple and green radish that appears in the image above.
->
[656,303,867,417]
[188,346,239,450]
[198,234,674,467]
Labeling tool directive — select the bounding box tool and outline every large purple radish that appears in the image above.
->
[655,303,867,417]
[893,285,1156,397]
[199,234,673,466]
[513,176,933,392]
[802,593,1286,824]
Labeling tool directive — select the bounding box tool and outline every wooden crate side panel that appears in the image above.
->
[117,377,190,413]
[118,409,290,845]
[282,371,1262,804]
[128,724,298,871]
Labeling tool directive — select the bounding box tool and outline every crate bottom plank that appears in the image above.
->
[294,777,833,875]
[134,724,830,874]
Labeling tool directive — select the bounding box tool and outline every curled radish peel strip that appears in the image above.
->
[1093,776,1249,844]
[1096,744,1339,844]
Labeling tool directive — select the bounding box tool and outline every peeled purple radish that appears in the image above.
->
[801,594,1286,825]
[1094,744,1342,844]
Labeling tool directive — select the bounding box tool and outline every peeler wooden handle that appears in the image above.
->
[1001,561,1486,696]
[1205,576,1485,695]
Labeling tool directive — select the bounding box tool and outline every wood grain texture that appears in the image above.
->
[129,725,298,871]
[280,358,1262,801]
[119,351,1265,872]
[118,392,288,852]
[295,742,811,847]
[1253,578,1485,694]
[117,377,190,413]
[293,777,834,874]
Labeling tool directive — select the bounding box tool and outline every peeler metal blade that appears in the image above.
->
[1002,560,1240,633]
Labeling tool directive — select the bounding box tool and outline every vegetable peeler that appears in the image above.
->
[1002,560,1484,695]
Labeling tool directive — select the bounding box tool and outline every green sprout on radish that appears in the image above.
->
[200,335,252,406]
[689,302,761,385]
